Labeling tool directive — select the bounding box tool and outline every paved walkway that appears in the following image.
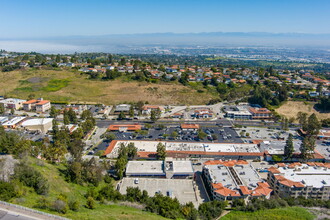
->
[0,203,63,220]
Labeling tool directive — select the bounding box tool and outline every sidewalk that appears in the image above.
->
[0,201,67,220]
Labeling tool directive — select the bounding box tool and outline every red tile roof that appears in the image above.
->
[249,107,271,114]
[215,187,240,197]
[104,140,118,156]
[204,160,249,166]
[181,124,200,129]
[108,124,141,131]
[36,100,50,105]
[23,99,38,104]
[268,167,281,174]
[239,186,251,195]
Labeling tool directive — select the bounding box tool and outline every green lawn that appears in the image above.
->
[221,207,315,220]
[11,158,167,220]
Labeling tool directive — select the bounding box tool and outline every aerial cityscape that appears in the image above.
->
[0,0,329,220]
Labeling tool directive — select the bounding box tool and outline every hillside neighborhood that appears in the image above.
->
[0,51,330,219]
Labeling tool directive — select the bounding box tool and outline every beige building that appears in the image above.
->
[21,118,53,133]
[268,162,330,200]
[0,98,26,110]
[23,99,51,112]
[203,160,272,202]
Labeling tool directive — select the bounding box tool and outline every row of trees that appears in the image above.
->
[86,184,226,220]
[232,196,330,212]
[283,112,321,160]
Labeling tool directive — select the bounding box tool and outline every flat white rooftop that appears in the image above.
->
[172,161,194,174]
[112,141,260,155]
[206,163,261,190]
[0,117,8,124]
[278,165,330,188]
[21,118,53,126]
[0,98,26,104]
[126,161,163,175]
[3,117,26,126]
[226,111,252,116]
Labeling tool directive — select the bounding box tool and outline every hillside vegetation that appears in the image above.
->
[10,157,167,220]
[221,207,315,220]
[1,68,217,105]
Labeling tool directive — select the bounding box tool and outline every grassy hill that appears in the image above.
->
[276,101,330,121]
[11,158,167,220]
[221,207,315,220]
[0,68,218,105]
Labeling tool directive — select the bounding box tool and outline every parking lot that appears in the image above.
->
[105,125,243,144]
[236,127,297,140]
[316,140,330,160]
[118,177,200,206]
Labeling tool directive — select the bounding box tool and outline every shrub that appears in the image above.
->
[69,200,80,211]
[14,163,49,195]
[53,199,68,213]
[35,197,51,209]
[0,181,17,201]
[86,197,96,209]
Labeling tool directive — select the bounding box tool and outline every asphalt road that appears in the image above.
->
[95,118,233,128]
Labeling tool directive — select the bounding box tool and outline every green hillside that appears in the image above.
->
[10,158,166,220]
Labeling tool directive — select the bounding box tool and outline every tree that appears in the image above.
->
[305,113,321,136]
[197,130,207,140]
[296,112,308,130]
[300,135,316,161]
[126,143,137,159]
[316,83,323,94]
[118,111,125,120]
[108,54,113,64]
[49,106,58,118]
[67,108,77,124]
[136,101,144,115]
[104,133,116,142]
[10,108,15,115]
[81,110,93,120]
[156,143,166,160]
[150,109,161,122]
[284,134,294,159]
[63,113,70,125]
[55,54,61,63]
[170,131,178,139]
[129,105,135,118]
[115,157,127,179]
[67,161,82,184]
[198,201,226,220]
[281,117,289,130]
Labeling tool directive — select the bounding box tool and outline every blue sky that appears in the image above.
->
[1,0,329,38]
